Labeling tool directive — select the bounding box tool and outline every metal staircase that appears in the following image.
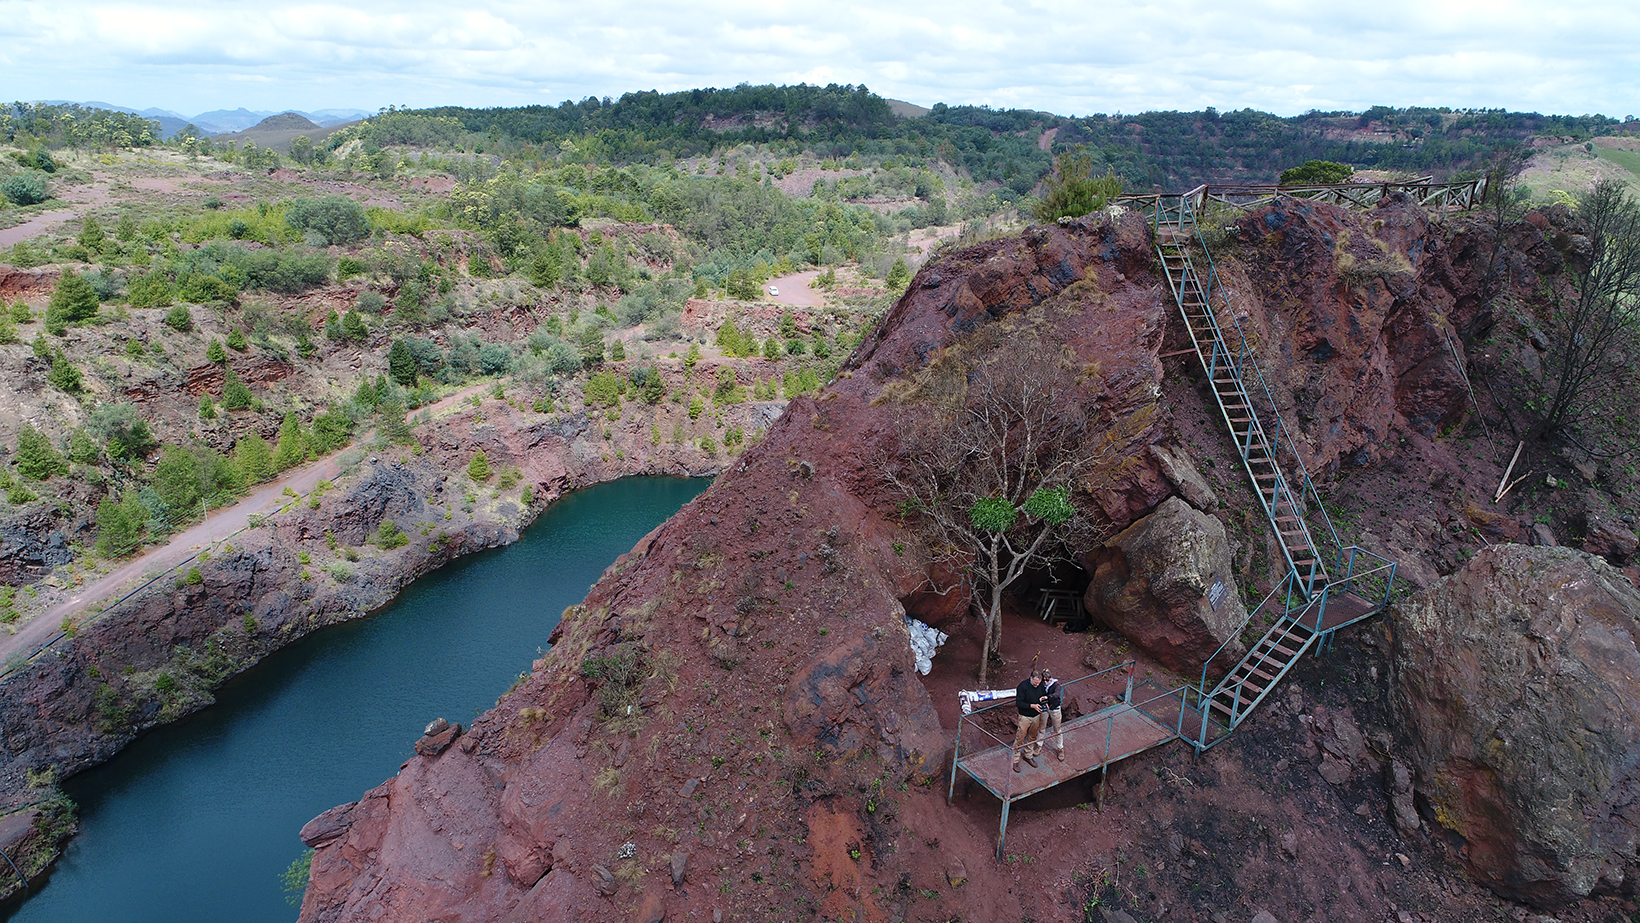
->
[1134,193,1402,751]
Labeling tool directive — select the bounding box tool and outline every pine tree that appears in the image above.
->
[235,433,274,483]
[340,311,367,342]
[388,339,416,385]
[48,351,83,393]
[273,413,308,470]
[78,216,106,252]
[206,339,227,363]
[95,494,146,558]
[15,425,68,480]
[46,270,99,333]
[610,339,627,361]
[885,257,911,291]
[199,395,217,419]
[226,330,248,351]
[221,368,253,410]
[468,450,491,481]
[164,304,193,332]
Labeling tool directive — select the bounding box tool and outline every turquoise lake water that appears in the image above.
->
[3,476,710,923]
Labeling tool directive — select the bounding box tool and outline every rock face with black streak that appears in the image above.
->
[1391,544,1640,907]
[1084,497,1248,674]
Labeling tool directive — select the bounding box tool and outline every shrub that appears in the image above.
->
[220,368,253,411]
[1,173,48,206]
[45,270,99,332]
[374,519,408,549]
[15,425,67,480]
[89,403,158,461]
[337,256,365,278]
[206,339,226,362]
[285,196,370,246]
[1280,160,1354,185]
[125,272,174,308]
[47,351,83,393]
[164,305,193,332]
[1033,149,1122,221]
[468,450,491,481]
[226,330,248,351]
[95,494,147,557]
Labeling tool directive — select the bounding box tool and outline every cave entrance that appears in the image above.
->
[904,558,1094,737]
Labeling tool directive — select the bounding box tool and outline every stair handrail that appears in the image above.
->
[1181,200,1347,572]
[1195,571,1298,720]
[1166,223,1328,596]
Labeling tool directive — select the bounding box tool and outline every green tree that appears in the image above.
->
[468,450,491,481]
[1033,149,1122,222]
[199,394,217,419]
[95,494,147,558]
[48,351,83,393]
[1279,160,1354,185]
[388,339,417,385]
[10,302,31,324]
[78,216,106,252]
[641,370,666,404]
[289,136,315,166]
[206,339,227,363]
[152,446,205,518]
[0,312,16,345]
[0,173,48,206]
[885,257,911,291]
[165,304,193,332]
[762,337,780,361]
[340,311,368,342]
[68,428,100,464]
[221,368,253,410]
[610,339,626,361]
[285,195,370,246]
[45,270,99,333]
[88,403,157,461]
[579,326,605,369]
[15,425,67,480]
[273,413,309,471]
[226,330,248,351]
[235,433,274,483]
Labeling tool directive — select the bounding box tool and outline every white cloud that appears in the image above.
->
[0,0,1634,119]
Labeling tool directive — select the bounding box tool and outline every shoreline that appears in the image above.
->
[0,403,731,904]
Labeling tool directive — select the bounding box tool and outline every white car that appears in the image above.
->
[768,286,779,297]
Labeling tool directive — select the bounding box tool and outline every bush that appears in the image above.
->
[468,450,491,481]
[1034,149,1121,222]
[1280,160,1354,185]
[374,519,408,549]
[89,403,158,461]
[165,305,193,331]
[1,173,49,206]
[47,351,83,393]
[45,271,99,332]
[286,196,371,246]
[95,494,147,557]
[126,272,174,308]
[337,256,365,278]
[206,339,226,362]
[16,425,68,480]
[221,368,253,410]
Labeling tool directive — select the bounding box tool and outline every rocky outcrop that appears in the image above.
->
[1083,497,1247,673]
[297,214,1182,923]
[1390,544,1640,907]
[1230,197,1480,472]
[0,504,74,585]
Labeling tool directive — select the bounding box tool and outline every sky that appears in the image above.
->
[1,0,1637,120]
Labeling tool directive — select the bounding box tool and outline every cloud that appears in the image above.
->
[1,0,1635,119]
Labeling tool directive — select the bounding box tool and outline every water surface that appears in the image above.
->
[5,476,709,923]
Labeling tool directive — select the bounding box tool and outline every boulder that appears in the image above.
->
[1083,497,1248,673]
[1390,544,1640,906]
[1148,443,1219,512]
[1582,518,1638,564]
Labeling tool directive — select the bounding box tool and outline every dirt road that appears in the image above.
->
[0,454,342,672]
[764,270,825,308]
[0,379,495,675]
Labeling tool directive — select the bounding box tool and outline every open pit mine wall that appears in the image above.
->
[292,197,1554,922]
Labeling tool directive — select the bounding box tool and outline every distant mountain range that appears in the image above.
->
[67,101,371,138]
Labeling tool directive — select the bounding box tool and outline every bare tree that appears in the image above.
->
[881,322,1145,684]
[1538,179,1640,440]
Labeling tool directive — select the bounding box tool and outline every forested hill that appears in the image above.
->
[393,84,1637,190]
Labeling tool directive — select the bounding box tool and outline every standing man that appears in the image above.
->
[1012,669,1048,772]
[1040,666,1065,761]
